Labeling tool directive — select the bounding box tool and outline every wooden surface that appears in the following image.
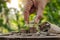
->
[0,35,60,40]
[0,34,60,38]
[0,36,60,38]
[0,34,60,40]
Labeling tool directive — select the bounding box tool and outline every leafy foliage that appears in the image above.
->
[43,0,60,26]
[0,0,60,33]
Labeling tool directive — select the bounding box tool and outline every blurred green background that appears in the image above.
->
[0,0,60,34]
